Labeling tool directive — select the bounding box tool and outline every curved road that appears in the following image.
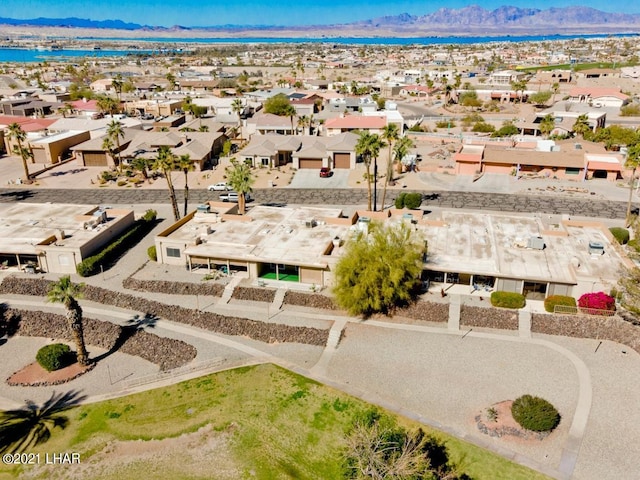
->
[0,187,629,219]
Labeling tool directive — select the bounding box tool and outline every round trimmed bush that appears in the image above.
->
[147,245,157,261]
[609,227,630,245]
[511,395,561,432]
[36,343,73,372]
[490,291,526,309]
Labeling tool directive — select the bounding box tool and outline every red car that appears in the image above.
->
[319,167,333,177]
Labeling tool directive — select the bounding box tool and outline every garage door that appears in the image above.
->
[334,152,350,169]
[83,152,108,167]
[299,158,322,169]
[482,163,511,174]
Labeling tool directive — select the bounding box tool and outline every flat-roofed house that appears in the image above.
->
[0,203,135,274]
[324,114,387,136]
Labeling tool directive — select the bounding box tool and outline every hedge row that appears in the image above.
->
[543,295,577,313]
[395,192,423,210]
[77,215,157,277]
[6,308,197,371]
[0,276,329,346]
[460,305,518,330]
[609,227,630,245]
[122,277,225,297]
[283,291,339,310]
[490,291,526,309]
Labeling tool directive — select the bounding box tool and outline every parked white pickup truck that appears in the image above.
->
[219,191,251,203]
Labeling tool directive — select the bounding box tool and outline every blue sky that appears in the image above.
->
[3,1,636,27]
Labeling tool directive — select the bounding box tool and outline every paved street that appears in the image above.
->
[0,187,630,218]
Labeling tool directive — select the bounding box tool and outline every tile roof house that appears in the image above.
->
[324,114,387,136]
[567,87,630,108]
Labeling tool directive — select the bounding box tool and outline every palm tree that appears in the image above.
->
[539,114,555,138]
[393,136,415,175]
[101,136,115,169]
[225,158,255,215]
[152,146,180,221]
[297,115,310,135]
[198,124,209,132]
[47,276,90,366]
[551,82,560,103]
[111,73,123,106]
[231,98,244,128]
[356,132,385,212]
[573,114,591,138]
[511,80,528,103]
[380,123,400,211]
[284,104,296,135]
[177,154,194,217]
[106,120,125,172]
[130,157,150,182]
[96,95,118,116]
[6,122,33,183]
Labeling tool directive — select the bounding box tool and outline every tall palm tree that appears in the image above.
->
[6,122,33,183]
[551,82,560,103]
[152,146,180,221]
[111,73,123,106]
[47,276,90,366]
[356,132,385,212]
[96,95,118,116]
[106,120,125,172]
[231,98,244,128]
[282,104,296,135]
[511,80,528,103]
[225,158,255,215]
[130,157,150,182]
[380,123,400,211]
[177,154,194,217]
[101,136,115,169]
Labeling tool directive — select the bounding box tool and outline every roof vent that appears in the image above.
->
[527,236,545,250]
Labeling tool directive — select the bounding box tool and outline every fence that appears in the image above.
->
[554,305,617,317]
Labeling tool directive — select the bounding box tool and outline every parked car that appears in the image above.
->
[219,191,251,203]
[319,167,333,178]
[208,182,231,191]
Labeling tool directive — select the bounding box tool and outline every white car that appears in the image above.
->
[208,182,231,191]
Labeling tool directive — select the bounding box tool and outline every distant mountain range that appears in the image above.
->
[1,6,639,37]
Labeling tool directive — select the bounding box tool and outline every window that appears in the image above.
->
[261,157,270,166]
[166,247,181,258]
[566,168,581,175]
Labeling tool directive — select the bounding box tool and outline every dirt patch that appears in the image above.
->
[23,424,241,480]
[7,360,94,387]
[475,400,551,442]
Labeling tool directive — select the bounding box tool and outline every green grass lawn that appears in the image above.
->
[0,364,550,480]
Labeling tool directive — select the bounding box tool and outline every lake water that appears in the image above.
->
[0,32,635,62]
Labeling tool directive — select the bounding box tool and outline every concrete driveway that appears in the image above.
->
[287,169,349,189]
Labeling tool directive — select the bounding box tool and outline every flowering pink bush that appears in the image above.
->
[578,292,616,312]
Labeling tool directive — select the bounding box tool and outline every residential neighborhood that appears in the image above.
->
[2,31,640,480]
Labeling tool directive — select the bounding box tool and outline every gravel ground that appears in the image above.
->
[534,334,640,480]
[328,323,580,471]
[0,336,159,408]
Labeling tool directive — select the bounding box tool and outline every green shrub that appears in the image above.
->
[490,291,526,309]
[116,180,127,186]
[471,122,496,133]
[142,209,157,222]
[511,395,561,432]
[147,245,157,261]
[36,343,72,372]
[76,216,156,277]
[435,120,454,128]
[544,295,577,313]
[609,227,630,245]
[628,238,640,252]
[394,192,422,210]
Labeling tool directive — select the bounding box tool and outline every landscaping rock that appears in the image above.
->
[7,308,197,371]
[283,291,338,310]
[122,277,225,297]
[394,301,448,323]
[461,305,518,330]
[232,286,277,303]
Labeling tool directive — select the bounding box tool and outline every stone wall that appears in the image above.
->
[6,308,197,371]
[122,277,224,297]
[532,313,640,354]
[0,276,328,346]
[283,291,338,310]
[232,285,277,303]
[461,305,518,330]
[394,301,449,323]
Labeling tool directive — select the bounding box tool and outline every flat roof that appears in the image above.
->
[415,211,628,285]
[171,206,348,268]
[0,203,131,255]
